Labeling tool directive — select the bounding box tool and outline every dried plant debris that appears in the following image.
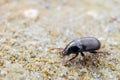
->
[0,0,120,80]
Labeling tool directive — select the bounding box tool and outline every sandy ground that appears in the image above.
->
[0,0,120,80]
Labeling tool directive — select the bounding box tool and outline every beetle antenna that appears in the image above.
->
[49,48,63,50]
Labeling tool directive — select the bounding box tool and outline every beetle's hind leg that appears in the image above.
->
[90,51,97,54]
[97,51,110,56]
[90,51,110,55]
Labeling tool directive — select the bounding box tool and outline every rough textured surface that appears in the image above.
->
[0,0,120,80]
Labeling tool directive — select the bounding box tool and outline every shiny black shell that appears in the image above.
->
[62,37,101,55]
[78,37,100,51]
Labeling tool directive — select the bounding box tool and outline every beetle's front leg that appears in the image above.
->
[69,53,79,61]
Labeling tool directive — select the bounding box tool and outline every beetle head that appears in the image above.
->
[61,49,69,56]
[60,45,80,56]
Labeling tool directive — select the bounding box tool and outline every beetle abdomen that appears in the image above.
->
[80,37,100,51]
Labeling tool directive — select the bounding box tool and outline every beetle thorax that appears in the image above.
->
[62,40,82,55]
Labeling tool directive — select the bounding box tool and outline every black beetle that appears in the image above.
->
[60,37,101,61]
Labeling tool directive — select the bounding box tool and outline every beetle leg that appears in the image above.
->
[69,53,79,61]
[97,51,110,56]
[81,52,87,64]
[90,51,97,54]
[81,52,85,57]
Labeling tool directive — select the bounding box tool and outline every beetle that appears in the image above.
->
[60,37,101,62]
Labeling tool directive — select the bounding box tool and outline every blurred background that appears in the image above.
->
[0,0,120,80]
